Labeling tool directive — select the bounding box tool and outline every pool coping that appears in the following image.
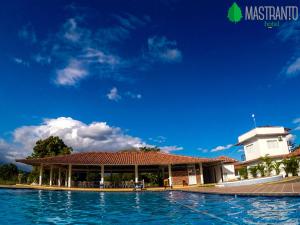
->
[1,184,300,197]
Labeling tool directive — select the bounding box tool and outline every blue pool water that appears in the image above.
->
[0,189,299,224]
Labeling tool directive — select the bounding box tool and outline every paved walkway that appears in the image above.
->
[1,180,300,196]
[182,181,300,196]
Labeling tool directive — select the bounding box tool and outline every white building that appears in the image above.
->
[237,126,291,161]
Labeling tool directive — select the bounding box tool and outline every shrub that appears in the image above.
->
[260,154,273,176]
[257,163,265,177]
[273,161,282,175]
[239,167,248,179]
[249,166,258,178]
[283,157,299,177]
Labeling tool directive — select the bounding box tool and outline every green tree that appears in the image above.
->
[28,136,73,159]
[283,157,299,176]
[239,167,248,179]
[257,163,265,177]
[282,158,290,177]
[249,166,258,178]
[0,163,18,181]
[227,2,243,23]
[260,154,273,176]
[139,146,161,152]
[273,161,282,175]
[0,163,19,184]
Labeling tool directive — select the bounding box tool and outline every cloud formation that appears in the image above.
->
[278,21,300,78]
[12,117,145,154]
[147,36,182,63]
[293,118,300,130]
[13,57,29,67]
[211,144,233,152]
[17,8,182,87]
[18,23,37,43]
[107,87,121,101]
[0,117,184,164]
[160,145,183,153]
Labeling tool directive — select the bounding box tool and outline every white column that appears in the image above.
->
[168,164,173,187]
[49,165,53,186]
[58,168,61,187]
[135,165,138,183]
[100,165,104,185]
[39,164,43,186]
[65,170,68,187]
[68,164,72,188]
[199,163,204,184]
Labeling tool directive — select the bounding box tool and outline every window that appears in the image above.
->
[245,144,253,152]
[267,140,279,149]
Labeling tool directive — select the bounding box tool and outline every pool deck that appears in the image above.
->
[181,178,300,197]
[1,178,300,196]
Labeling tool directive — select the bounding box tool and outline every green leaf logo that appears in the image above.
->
[227,2,243,23]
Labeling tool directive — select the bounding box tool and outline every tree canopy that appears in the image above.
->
[139,146,161,152]
[28,136,73,159]
[0,163,18,181]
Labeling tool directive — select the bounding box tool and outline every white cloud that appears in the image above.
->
[293,118,300,130]
[125,91,142,99]
[107,87,121,101]
[277,21,300,42]
[197,147,208,153]
[17,11,182,86]
[13,57,29,67]
[284,58,300,78]
[278,21,300,78]
[12,117,145,156]
[55,59,88,86]
[149,136,166,144]
[0,117,187,164]
[211,144,233,152]
[286,133,296,142]
[18,23,37,43]
[159,145,183,153]
[33,54,51,65]
[147,36,182,63]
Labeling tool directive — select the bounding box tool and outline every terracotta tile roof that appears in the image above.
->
[16,151,218,166]
[215,156,238,163]
[287,147,300,157]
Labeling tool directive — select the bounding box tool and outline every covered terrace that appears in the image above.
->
[16,151,223,188]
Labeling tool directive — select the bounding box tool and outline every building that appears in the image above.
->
[237,126,291,161]
[235,126,300,177]
[16,151,237,188]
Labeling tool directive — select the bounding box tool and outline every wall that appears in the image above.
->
[222,164,236,181]
[244,136,289,161]
[172,170,189,186]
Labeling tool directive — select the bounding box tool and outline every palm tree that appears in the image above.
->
[288,157,299,176]
[260,154,273,176]
[282,158,290,177]
[257,163,265,177]
[273,161,282,175]
[239,167,248,179]
[249,166,258,178]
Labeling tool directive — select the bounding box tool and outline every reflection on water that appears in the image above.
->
[0,189,299,225]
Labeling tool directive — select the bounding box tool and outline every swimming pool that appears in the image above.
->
[0,189,299,224]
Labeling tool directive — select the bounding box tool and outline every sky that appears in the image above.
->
[1,0,300,164]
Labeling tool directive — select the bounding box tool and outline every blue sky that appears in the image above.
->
[1,0,300,163]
